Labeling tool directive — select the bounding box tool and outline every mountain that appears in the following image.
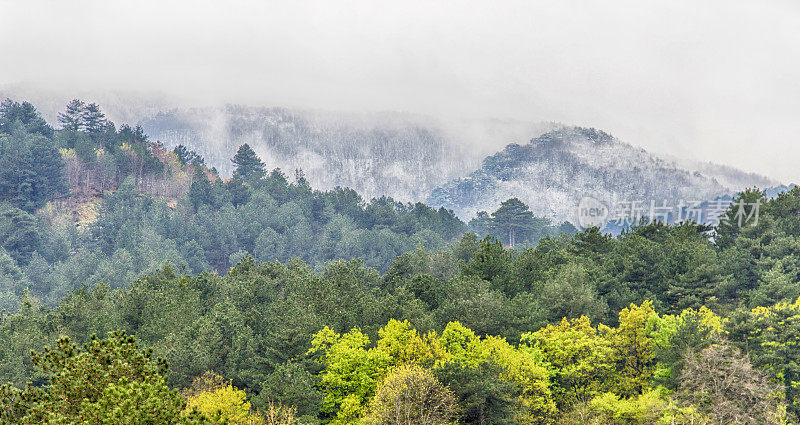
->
[663,155,778,193]
[426,127,779,224]
[0,88,780,225]
[139,105,557,202]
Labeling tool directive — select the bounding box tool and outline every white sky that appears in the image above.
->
[1,0,799,183]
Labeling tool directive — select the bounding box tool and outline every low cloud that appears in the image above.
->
[1,0,798,182]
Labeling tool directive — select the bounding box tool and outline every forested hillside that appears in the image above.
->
[140,106,481,202]
[2,98,800,424]
[0,99,567,312]
[2,185,800,424]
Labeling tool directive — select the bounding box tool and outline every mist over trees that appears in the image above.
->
[0,99,571,312]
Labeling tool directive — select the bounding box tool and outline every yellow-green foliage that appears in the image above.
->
[741,295,800,415]
[363,363,457,425]
[186,385,254,424]
[650,306,725,383]
[610,301,658,396]
[309,303,777,425]
[377,319,445,366]
[311,320,556,425]
[522,302,666,406]
[523,316,614,406]
[471,334,556,423]
[308,321,408,424]
[588,388,705,425]
[437,321,482,364]
[183,371,271,425]
[651,306,725,348]
[751,294,800,320]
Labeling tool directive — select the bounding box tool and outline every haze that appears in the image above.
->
[1,0,799,183]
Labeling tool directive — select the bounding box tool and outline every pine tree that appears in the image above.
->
[225,175,250,207]
[0,132,67,213]
[0,99,52,137]
[231,144,266,182]
[82,102,107,134]
[489,198,536,247]
[57,99,85,131]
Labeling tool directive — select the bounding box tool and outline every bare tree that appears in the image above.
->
[677,340,785,425]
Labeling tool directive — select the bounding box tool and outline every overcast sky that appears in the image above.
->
[1,0,799,183]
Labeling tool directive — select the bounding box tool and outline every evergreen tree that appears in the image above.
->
[714,188,766,250]
[295,168,310,188]
[225,175,250,207]
[434,361,518,425]
[0,332,210,424]
[57,99,85,132]
[174,145,191,165]
[0,132,67,212]
[489,198,536,247]
[0,99,52,137]
[82,102,107,134]
[231,144,266,182]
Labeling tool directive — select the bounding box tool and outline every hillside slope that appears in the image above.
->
[427,127,777,223]
[139,106,560,202]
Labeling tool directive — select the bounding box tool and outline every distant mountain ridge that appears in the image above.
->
[140,106,479,202]
[139,105,558,202]
[0,87,779,225]
[426,127,779,223]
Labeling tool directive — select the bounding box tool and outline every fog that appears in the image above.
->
[1,0,799,183]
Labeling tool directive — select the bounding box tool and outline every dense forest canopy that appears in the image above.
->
[0,99,569,312]
[1,99,800,424]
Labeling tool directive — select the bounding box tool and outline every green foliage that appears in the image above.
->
[57,99,86,132]
[184,371,279,425]
[0,331,208,424]
[469,198,571,248]
[232,144,266,183]
[309,326,392,423]
[0,107,67,212]
[311,320,556,425]
[524,316,613,406]
[650,306,723,389]
[609,301,657,397]
[433,361,517,425]
[583,388,701,425]
[82,102,107,134]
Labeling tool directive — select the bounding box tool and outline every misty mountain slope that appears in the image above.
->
[666,156,779,190]
[140,105,557,202]
[141,106,480,201]
[426,127,773,222]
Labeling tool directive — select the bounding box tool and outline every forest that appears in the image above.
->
[0,99,568,311]
[2,100,800,424]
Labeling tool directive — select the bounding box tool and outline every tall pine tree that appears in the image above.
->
[57,99,85,131]
[231,144,266,182]
[489,198,536,247]
[82,102,107,134]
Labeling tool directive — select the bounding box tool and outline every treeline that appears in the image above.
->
[1,185,800,423]
[0,99,572,311]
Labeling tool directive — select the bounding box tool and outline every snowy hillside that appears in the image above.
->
[140,106,474,201]
[2,86,777,224]
[426,127,776,223]
[140,106,558,202]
